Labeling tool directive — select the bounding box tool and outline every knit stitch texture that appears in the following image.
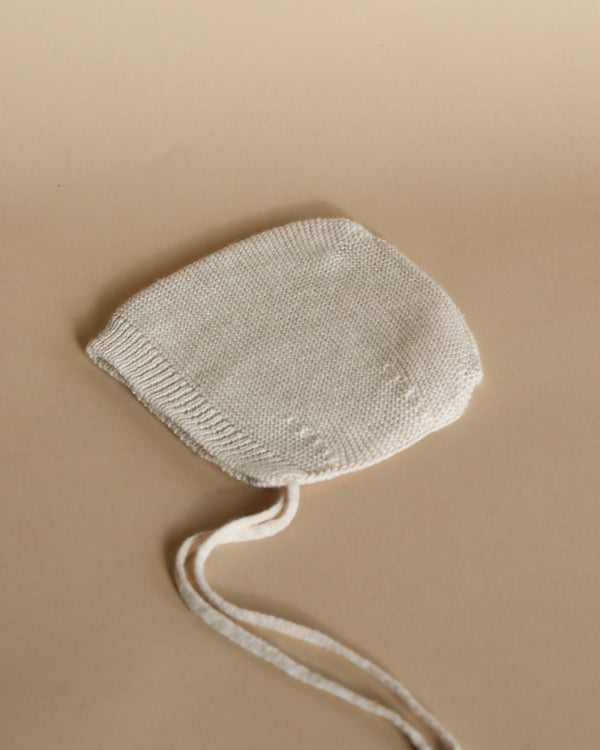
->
[86,217,483,487]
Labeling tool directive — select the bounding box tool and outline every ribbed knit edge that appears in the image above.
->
[85,312,302,488]
[86,312,484,489]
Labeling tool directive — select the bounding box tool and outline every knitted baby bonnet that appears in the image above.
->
[86,217,483,750]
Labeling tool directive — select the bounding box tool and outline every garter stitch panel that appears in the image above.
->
[86,217,483,487]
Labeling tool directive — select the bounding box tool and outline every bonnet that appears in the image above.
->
[86,217,483,749]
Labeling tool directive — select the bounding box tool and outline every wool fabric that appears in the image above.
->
[86,217,483,750]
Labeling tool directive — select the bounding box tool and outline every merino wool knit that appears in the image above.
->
[86,217,483,750]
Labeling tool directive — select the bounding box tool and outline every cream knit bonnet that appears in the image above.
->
[86,217,483,749]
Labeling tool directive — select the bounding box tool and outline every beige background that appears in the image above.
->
[2,2,599,749]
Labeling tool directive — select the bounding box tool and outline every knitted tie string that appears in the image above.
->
[174,482,462,750]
